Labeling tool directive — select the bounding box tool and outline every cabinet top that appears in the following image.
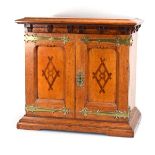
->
[15,17,142,25]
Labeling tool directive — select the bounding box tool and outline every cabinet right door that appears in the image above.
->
[76,34,130,121]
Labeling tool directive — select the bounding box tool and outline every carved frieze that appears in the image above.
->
[25,23,141,34]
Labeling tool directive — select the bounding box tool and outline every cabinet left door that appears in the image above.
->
[25,33,75,118]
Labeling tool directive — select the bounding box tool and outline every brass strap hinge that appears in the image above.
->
[80,108,130,119]
[24,34,70,44]
[81,36,133,46]
[26,105,69,115]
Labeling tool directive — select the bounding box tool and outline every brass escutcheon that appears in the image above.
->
[76,72,85,87]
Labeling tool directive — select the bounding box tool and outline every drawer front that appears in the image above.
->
[25,33,75,118]
[75,34,130,121]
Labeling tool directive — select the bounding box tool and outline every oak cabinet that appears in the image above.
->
[16,17,142,137]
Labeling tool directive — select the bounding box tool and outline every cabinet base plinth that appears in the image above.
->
[17,107,141,137]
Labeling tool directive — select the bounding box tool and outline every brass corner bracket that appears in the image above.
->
[80,108,129,119]
[24,34,70,44]
[25,105,69,115]
[81,36,133,46]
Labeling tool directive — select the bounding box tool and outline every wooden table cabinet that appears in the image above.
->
[16,17,142,137]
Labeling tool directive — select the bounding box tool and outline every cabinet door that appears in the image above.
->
[76,34,129,121]
[25,33,75,118]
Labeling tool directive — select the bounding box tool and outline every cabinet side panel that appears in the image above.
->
[128,33,137,109]
[117,42,129,111]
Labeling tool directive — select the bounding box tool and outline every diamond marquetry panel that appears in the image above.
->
[92,58,112,94]
[88,48,116,103]
[42,56,60,91]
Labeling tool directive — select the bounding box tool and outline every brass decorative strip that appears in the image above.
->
[81,36,133,46]
[80,108,129,119]
[26,105,69,115]
[24,34,70,44]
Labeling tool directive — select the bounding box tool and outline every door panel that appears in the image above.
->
[38,46,64,99]
[88,48,116,103]
[76,34,129,121]
[25,33,75,118]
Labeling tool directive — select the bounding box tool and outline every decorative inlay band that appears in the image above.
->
[24,34,70,44]
[81,36,133,46]
[80,108,129,119]
[26,105,69,115]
